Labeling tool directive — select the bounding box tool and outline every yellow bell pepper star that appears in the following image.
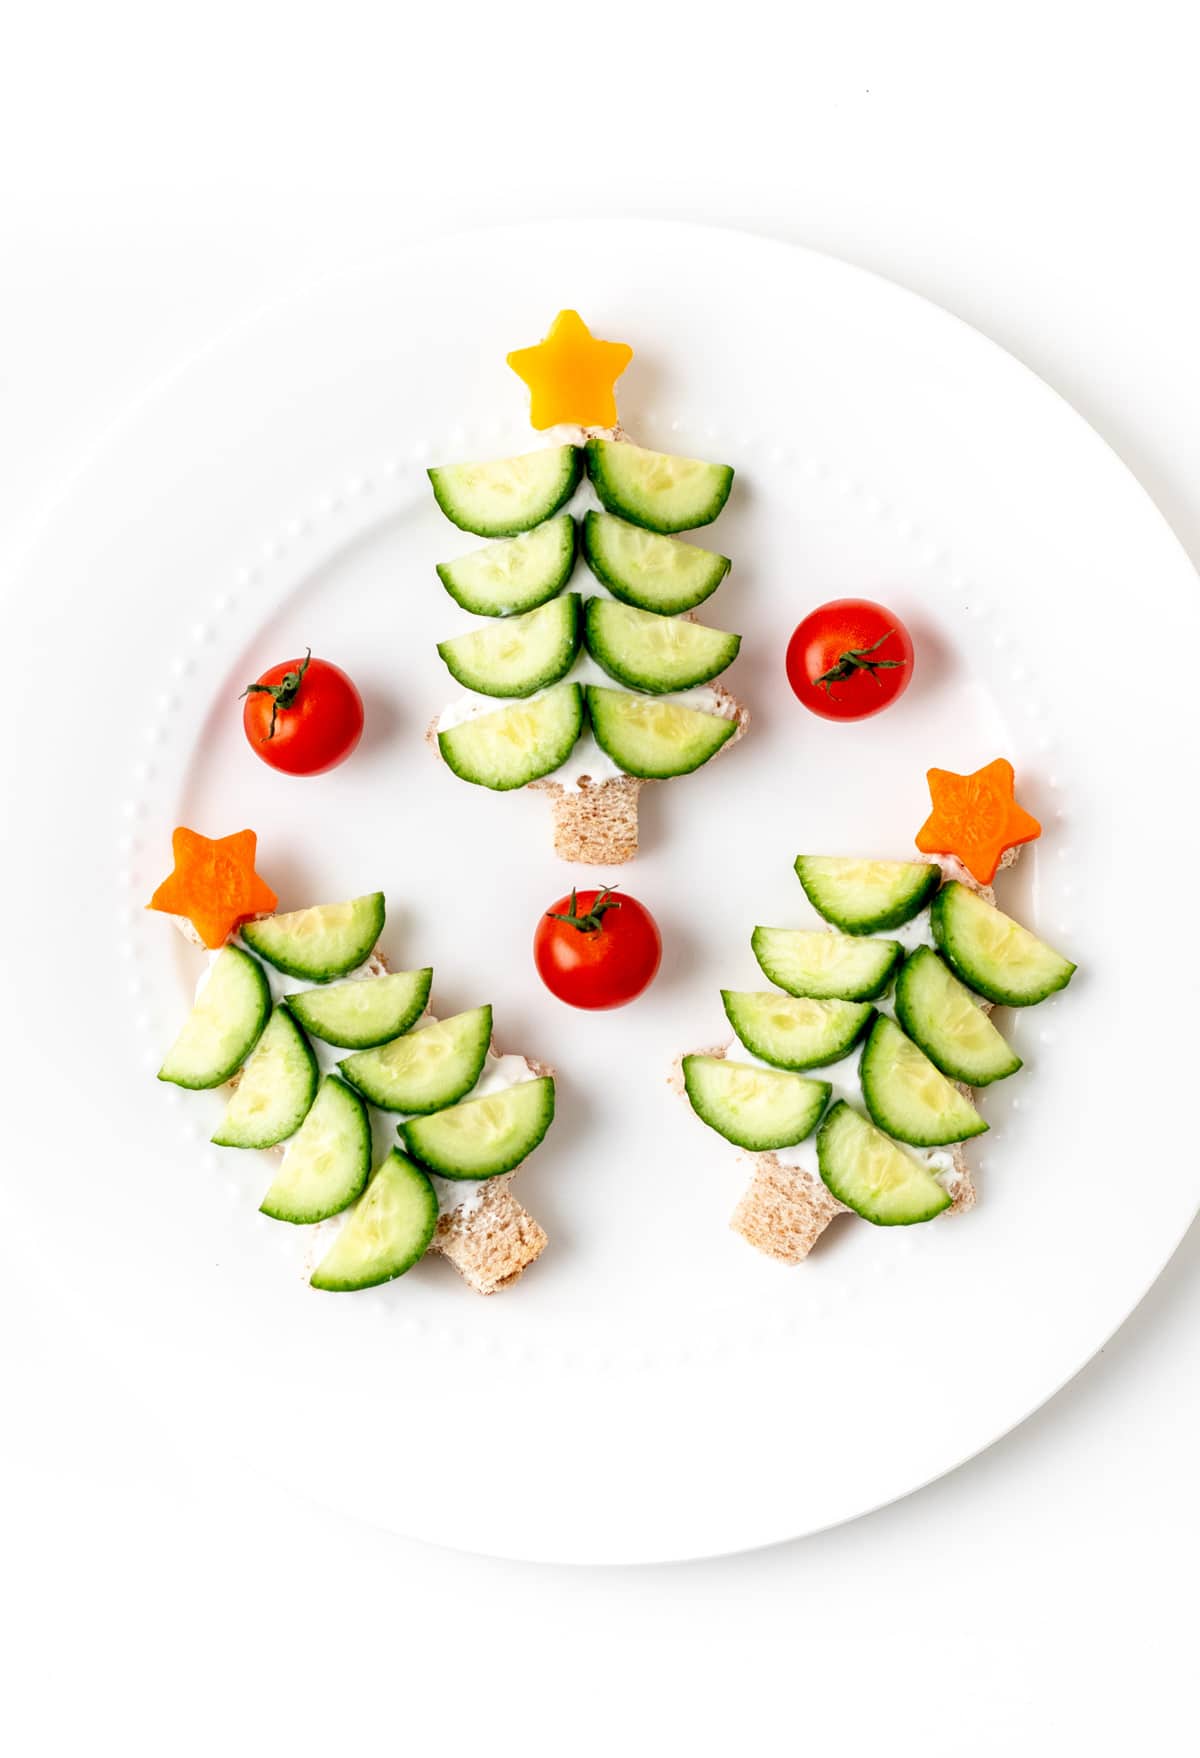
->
[507,310,633,430]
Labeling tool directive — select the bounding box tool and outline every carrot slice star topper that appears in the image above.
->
[915,759,1041,886]
[507,309,633,430]
[148,827,278,949]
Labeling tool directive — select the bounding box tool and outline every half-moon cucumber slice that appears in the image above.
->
[682,1055,831,1152]
[211,1007,319,1150]
[751,927,902,1000]
[401,1076,556,1179]
[720,991,874,1070]
[438,684,583,790]
[309,1149,438,1292]
[932,882,1076,1006]
[429,447,581,538]
[437,595,581,698]
[242,894,385,982]
[437,516,577,616]
[157,946,270,1090]
[894,947,1022,1085]
[817,1102,953,1226]
[585,685,736,779]
[581,512,730,613]
[585,440,733,533]
[859,1015,987,1147]
[794,857,939,935]
[339,1006,492,1115]
[284,969,433,1050]
[584,597,740,694]
[260,1074,372,1224]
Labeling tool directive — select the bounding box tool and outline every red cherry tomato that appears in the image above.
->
[534,886,662,1010]
[785,599,913,722]
[241,649,364,775]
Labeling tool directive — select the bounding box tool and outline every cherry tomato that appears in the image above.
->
[241,649,364,775]
[534,886,662,1010]
[785,599,913,722]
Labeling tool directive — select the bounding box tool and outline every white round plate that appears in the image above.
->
[5,222,1198,1563]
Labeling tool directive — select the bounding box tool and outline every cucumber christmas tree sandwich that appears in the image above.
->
[427,309,748,864]
[676,760,1075,1264]
[148,827,558,1296]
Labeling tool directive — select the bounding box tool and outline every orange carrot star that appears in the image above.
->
[507,309,633,430]
[148,827,278,949]
[915,759,1041,886]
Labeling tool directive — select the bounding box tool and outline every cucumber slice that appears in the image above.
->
[284,969,433,1050]
[794,856,940,935]
[211,1007,319,1149]
[585,440,734,534]
[584,597,740,694]
[751,927,902,1001]
[401,1076,555,1179]
[437,516,577,616]
[309,1148,438,1292]
[428,447,582,538]
[260,1075,372,1224]
[242,894,385,982]
[682,1055,831,1152]
[860,1015,987,1147]
[894,947,1022,1085]
[721,991,874,1070]
[817,1102,953,1226]
[932,882,1077,1007]
[585,685,736,779]
[581,512,730,613]
[438,683,583,790]
[339,1006,492,1114]
[158,946,270,1090]
[437,594,582,698]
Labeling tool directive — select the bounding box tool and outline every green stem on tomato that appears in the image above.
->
[546,885,622,935]
[241,649,312,738]
[813,630,906,699]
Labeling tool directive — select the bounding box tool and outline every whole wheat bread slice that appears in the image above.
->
[431,1180,547,1294]
[529,772,644,864]
[674,852,1011,1264]
[172,923,550,1293]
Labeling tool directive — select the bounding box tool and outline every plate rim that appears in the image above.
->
[4,217,1199,1563]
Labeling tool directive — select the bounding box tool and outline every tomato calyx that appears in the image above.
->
[812,630,906,699]
[241,649,312,739]
[545,885,621,936]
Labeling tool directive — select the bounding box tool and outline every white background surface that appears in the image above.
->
[3,5,1197,1753]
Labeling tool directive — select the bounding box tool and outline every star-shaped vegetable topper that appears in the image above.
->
[148,826,278,949]
[915,758,1041,886]
[506,309,633,430]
